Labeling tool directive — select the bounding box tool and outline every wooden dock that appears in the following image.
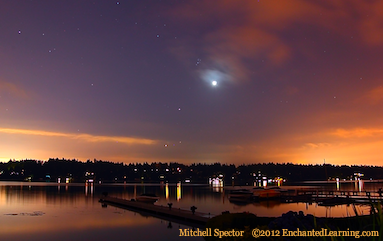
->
[99,196,212,226]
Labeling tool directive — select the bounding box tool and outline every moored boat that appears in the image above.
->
[256,187,286,199]
[258,189,281,199]
[252,187,265,197]
[229,189,253,199]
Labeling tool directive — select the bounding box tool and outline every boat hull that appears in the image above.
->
[257,189,281,199]
[229,189,253,199]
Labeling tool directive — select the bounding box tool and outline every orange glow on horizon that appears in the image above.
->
[0,128,157,145]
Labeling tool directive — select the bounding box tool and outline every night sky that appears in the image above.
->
[1,0,383,166]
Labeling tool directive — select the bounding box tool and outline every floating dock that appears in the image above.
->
[99,196,212,226]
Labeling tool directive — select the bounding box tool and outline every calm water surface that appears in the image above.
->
[0,181,381,241]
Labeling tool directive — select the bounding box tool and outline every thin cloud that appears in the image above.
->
[0,80,28,99]
[358,86,383,105]
[303,142,332,149]
[0,128,157,145]
[329,128,383,138]
[171,0,383,83]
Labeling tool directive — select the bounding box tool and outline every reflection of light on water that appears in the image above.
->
[165,183,169,200]
[358,180,363,192]
[0,187,5,205]
[176,182,181,201]
[84,182,94,196]
[1,185,155,239]
[336,178,340,191]
[212,186,223,193]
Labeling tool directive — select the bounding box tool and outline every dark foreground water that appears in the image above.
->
[0,181,380,241]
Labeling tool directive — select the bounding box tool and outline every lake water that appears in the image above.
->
[0,181,381,241]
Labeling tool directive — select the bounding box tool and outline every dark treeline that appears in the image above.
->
[1,158,383,184]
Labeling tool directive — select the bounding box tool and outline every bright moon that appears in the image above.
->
[212,80,217,86]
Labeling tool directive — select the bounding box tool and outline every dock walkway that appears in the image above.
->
[99,196,211,226]
[279,189,383,206]
[293,190,383,203]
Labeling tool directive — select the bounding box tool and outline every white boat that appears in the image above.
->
[136,193,159,203]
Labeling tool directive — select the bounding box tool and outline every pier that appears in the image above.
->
[229,187,383,207]
[287,189,383,204]
[99,196,212,226]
